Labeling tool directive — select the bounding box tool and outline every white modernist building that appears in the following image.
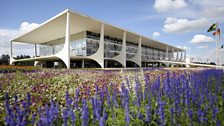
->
[10,9,186,69]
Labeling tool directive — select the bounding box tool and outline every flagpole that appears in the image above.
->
[218,26,220,66]
[216,22,218,67]
[219,28,222,66]
[208,22,220,66]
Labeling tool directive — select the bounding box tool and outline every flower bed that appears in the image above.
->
[1,69,224,125]
[0,65,40,73]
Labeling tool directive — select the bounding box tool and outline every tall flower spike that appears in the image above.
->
[125,102,130,126]
[74,88,80,109]
[65,91,72,107]
[81,98,89,126]
[99,117,105,126]
[70,110,76,126]
[106,86,110,107]
[62,108,68,126]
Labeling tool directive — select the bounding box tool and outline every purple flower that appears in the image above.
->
[143,75,150,101]
[197,108,204,124]
[65,91,72,107]
[112,89,118,108]
[123,86,130,126]
[121,83,125,108]
[125,103,130,126]
[135,77,141,107]
[4,93,16,126]
[48,99,59,125]
[94,95,101,121]
[103,108,108,120]
[27,93,31,107]
[99,117,105,126]
[74,88,80,109]
[188,108,193,120]
[126,77,130,90]
[81,99,89,126]
[212,108,219,121]
[62,108,68,126]
[70,110,76,126]
[158,100,165,126]
[91,97,97,123]
[31,114,36,125]
[106,85,110,106]
[145,105,151,123]
[222,91,224,105]
[137,111,143,120]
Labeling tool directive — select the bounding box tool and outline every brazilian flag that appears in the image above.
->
[207,23,217,32]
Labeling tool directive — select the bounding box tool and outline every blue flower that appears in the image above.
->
[81,99,89,126]
[99,117,105,126]
[62,108,68,126]
[70,110,76,126]
[125,103,130,126]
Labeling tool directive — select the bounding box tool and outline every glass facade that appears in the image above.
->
[39,31,88,57]
[39,41,64,56]
[70,38,86,56]
[70,31,87,56]
[141,45,166,61]
[168,52,173,60]
[86,38,99,56]
[104,42,122,58]
[38,30,169,62]
[103,34,123,58]
[126,41,138,59]
[39,45,53,56]
[86,31,100,40]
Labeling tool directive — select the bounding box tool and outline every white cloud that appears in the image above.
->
[0,22,39,55]
[0,29,19,37]
[190,34,215,43]
[162,17,209,33]
[177,46,191,50]
[152,32,161,38]
[189,0,224,19]
[154,0,187,12]
[202,7,224,18]
[19,22,39,33]
[197,46,208,49]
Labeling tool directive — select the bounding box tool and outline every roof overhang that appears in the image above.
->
[11,9,184,51]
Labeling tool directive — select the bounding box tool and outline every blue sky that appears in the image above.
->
[0,0,224,63]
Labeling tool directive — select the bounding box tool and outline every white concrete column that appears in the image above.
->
[55,11,70,69]
[128,36,141,67]
[166,46,169,60]
[34,44,37,57]
[65,11,70,69]
[52,45,55,55]
[123,31,126,68]
[82,59,84,68]
[10,41,13,57]
[138,36,142,67]
[34,44,38,67]
[100,24,105,68]
[180,51,183,61]
[176,50,179,61]
[10,41,15,65]
[172,48,175,61]
[87,24,104,68]
[184,51,186,61]
[113,31,126,68]
[34,61,40,66]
